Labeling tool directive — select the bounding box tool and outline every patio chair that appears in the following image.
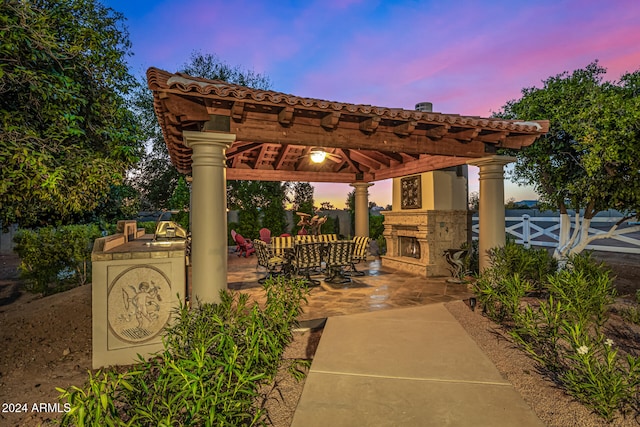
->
[271,235,294,258]
[348,236,370,276]
[234,233,255,257]
[259,228,271,244]
[317,233,337,243]
[231,229,240,253]
[253,239,286,283]
[291,242,323,286]
[325,240,355,284]
[295,234,316,244]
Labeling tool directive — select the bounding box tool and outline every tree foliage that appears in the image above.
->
[227,180,289,238]
[168,176,190,230]
[291,182,314,215]
[0,0,143,227]
[498,61,640,257]
[132,51,271,210]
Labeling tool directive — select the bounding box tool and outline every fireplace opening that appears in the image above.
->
[399,236,420,259]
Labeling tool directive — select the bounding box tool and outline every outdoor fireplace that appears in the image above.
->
[399,236,421,259]
[381,210,470,277]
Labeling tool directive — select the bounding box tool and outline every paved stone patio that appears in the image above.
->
[226,248,475,321]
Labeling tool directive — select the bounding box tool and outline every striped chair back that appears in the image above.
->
[294,234,315,244]
[352,236,371,261]
[271,236,293,257]
[317,234,338,243]
[292,242,323,270]
[326,240,355,267]
[253,239,270,269]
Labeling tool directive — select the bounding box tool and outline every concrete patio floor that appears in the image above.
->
[226,248,476,321]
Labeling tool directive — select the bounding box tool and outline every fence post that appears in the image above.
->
[522,214,530,248]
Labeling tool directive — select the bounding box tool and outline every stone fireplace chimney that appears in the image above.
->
[381,120,471,277]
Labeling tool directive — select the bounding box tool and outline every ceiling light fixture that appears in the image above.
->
[309,149,327,163]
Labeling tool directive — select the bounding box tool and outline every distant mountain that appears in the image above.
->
[517,200,538,208]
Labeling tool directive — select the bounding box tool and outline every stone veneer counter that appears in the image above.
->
[92,235,186,261]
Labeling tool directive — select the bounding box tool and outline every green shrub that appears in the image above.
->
[560,324,640,422]
[546,260,615,327]
[322,216,336,236]
[369,215,384,239]
[488,241,557,291]
[566,251,612,282]
[58,276,310,426]
[478,245,636,421]
[13,224,102,294]
[475,272,532,322]
[376,236,387,255]
[138,221,157,235]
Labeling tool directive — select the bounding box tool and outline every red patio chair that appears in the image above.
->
[234,233,255,257]
[259,227,271,244]
[231,229,240,252]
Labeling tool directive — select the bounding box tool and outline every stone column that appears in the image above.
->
[467,156,515,272]
[350,182,373,237]
[183,131,235,304]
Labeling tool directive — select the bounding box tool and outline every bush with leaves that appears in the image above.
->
[58,276,310,426]
[13,224,102,294]
[476,245,639,421]
[369,215,384,239]
[138,221,157,235]
[474,241,556,322]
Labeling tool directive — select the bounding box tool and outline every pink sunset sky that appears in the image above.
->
[104,0,640,208]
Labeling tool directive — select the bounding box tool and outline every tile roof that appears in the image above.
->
[147,67,548,181]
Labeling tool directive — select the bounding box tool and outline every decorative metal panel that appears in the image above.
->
[400,175,421,209]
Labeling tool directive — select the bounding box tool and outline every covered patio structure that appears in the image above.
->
[147,68,548,303]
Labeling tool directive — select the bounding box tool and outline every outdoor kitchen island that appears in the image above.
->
[90,220,187,369]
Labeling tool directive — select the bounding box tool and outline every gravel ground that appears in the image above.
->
[446,300,640,427]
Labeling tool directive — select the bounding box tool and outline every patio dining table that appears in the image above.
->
[265,239,355,285]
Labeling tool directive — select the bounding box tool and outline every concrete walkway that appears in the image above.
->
[291,304,544,427]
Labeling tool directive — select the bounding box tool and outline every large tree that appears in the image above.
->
[498,62,640,258]
[132,51,272,210]
[0,0,143,227]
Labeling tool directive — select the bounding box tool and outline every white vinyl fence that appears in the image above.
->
[472,215,640,254]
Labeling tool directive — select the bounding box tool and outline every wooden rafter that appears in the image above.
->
[449,127,481,141]
[231,101,245,122]
[359,117,380,134]
[335,148,361,173]
[349,150,386,169]
[273,144,291,170]
[394,121,417,137]
[254,143,270,169]
[278,106,294,126]
[321,112,340,130]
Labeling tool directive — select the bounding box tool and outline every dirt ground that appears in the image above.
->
[0,251,638,426]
